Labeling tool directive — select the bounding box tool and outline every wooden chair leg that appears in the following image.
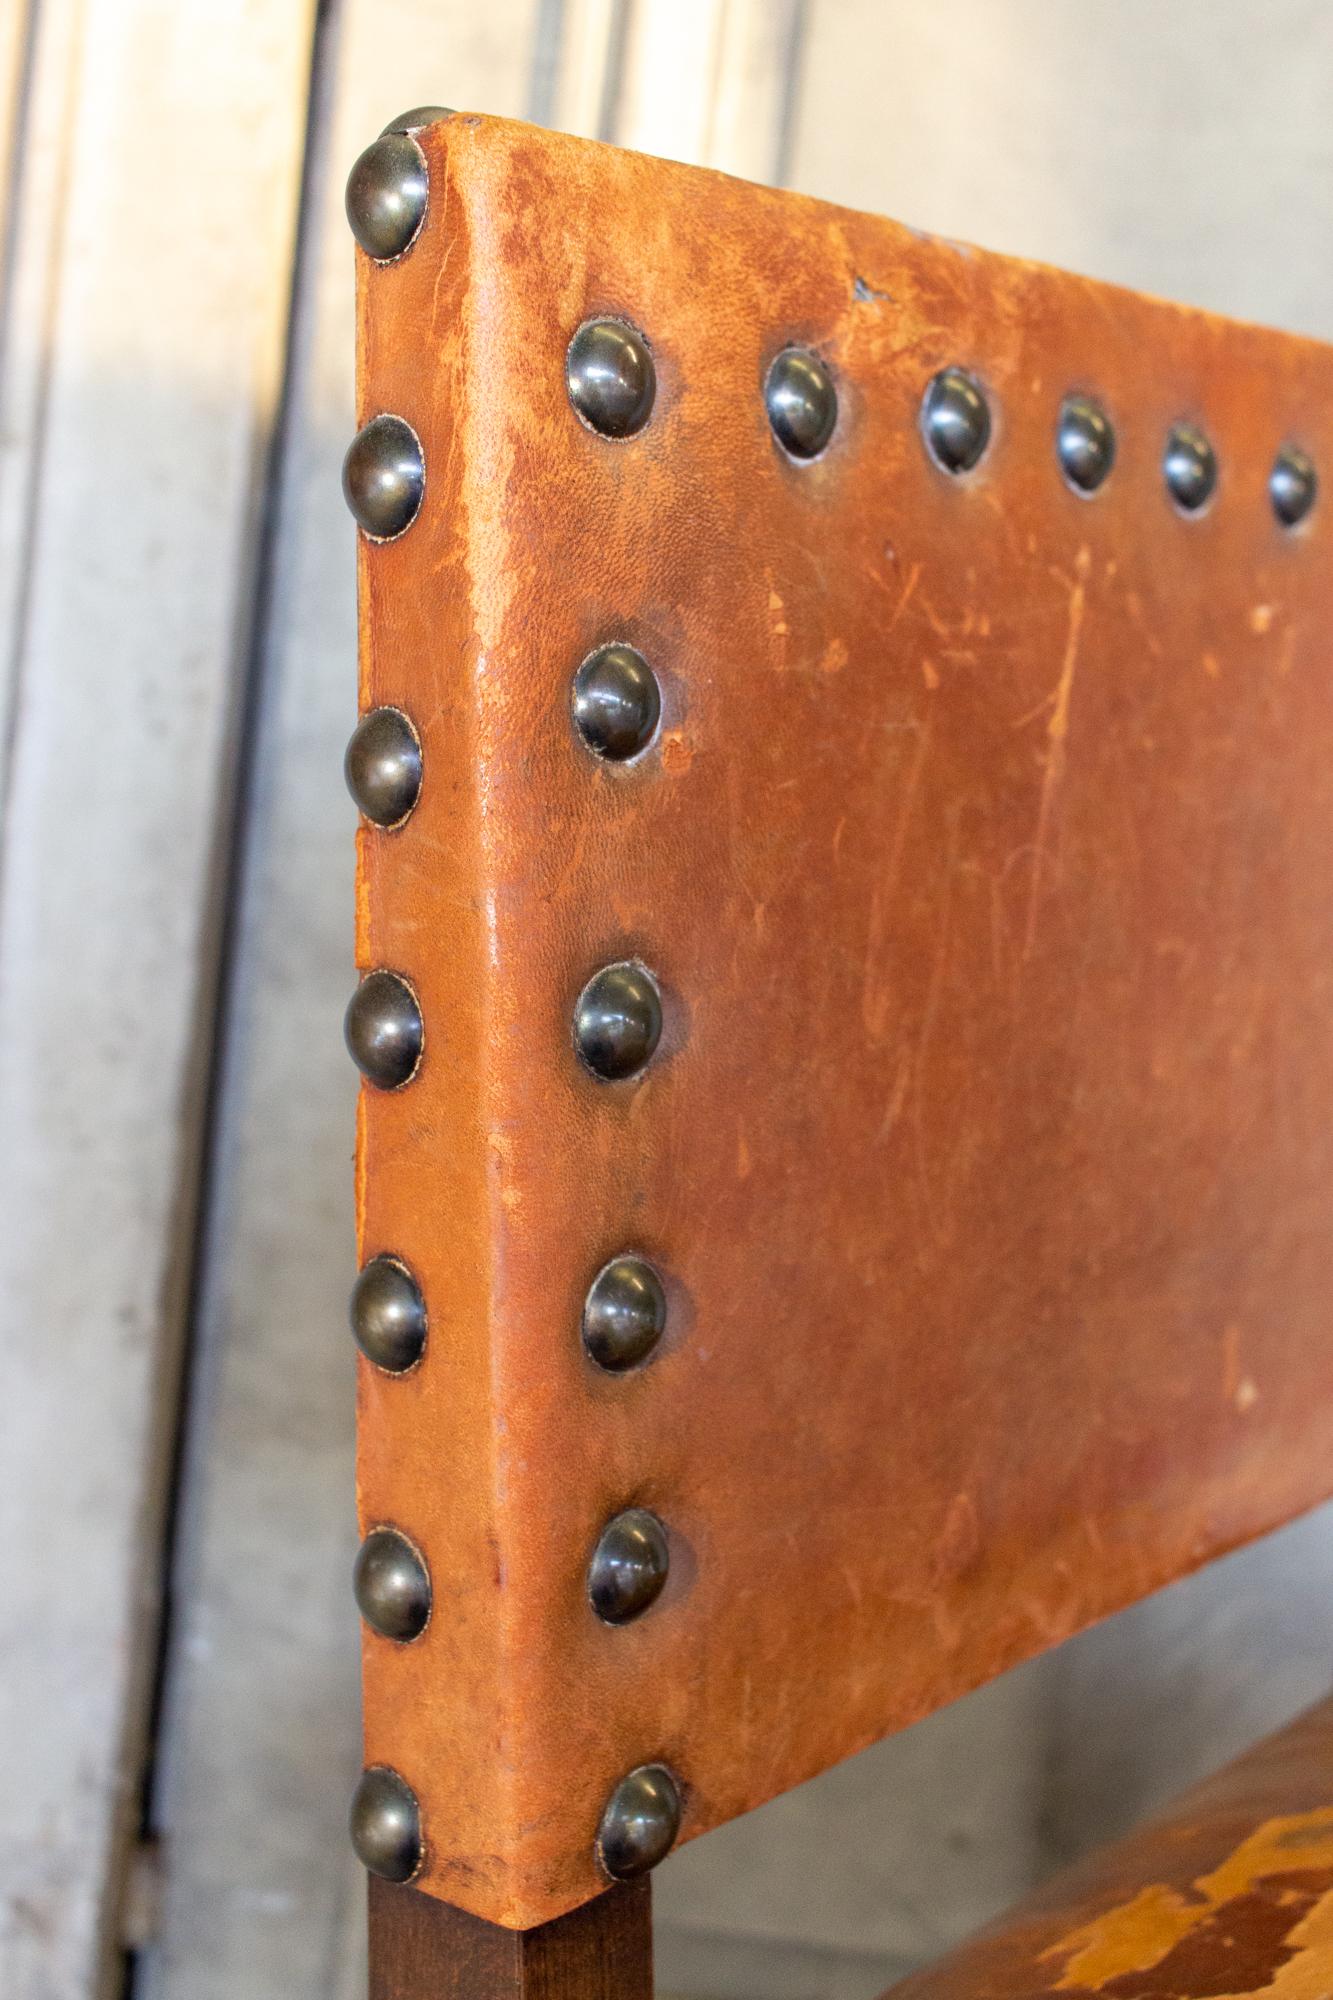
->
[368,1875,653,2000]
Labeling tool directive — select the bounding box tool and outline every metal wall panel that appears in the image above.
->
[0,3,317,1993]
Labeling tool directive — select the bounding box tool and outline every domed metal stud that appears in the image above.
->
[588,1508,670,1625]
[582,1255,667,1372]
[345,970,423,1090]
[765,347,837,459]
[572,644,661,760]
[573,962,662,1080]
[345,706,422,827]
[1164,423,1217,513]
[566,319,656,439]
[351,1255,427,1373]
[922,366,992,474]
[380,107,452,135]
[596,1764,681,1880]
[1057,395,1115,494]
[345,132,428,262]
[354,1526,432,1642]
[350,1766,422,1882]
[1271,444,1317,528]
[342,415,424,541]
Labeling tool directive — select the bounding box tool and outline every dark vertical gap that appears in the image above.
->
[773,0,811,189]
[527,0,567,126]
[1033,1649,1077,1880]
[598,0,634,144]
[112,2,344,1994]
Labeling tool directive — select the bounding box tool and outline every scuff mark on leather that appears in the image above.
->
[1021,546,1090,962]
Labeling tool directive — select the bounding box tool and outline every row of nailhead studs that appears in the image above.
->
[344,106,454,1889]
[344,106,1320,528]
[562,316,1317,523]
[340,111,684,1893]
[552,315,690,1859]
[339,328,1320,532]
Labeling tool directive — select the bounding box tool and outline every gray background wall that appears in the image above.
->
[0,5,1329,1998]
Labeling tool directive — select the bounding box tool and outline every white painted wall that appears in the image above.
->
[0,5,315,1994]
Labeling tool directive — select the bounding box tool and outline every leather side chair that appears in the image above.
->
[340,107,1333,2000]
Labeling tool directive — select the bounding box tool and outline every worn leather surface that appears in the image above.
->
[354,113,1333,1929]
[882,1693,1333,2000]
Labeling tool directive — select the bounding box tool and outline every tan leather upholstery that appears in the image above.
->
[353,111,1333,1929]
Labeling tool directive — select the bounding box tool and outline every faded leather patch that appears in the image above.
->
[1040,1811,1333,1999]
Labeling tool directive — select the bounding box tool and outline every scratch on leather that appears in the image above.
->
[862,713,933,1044]
[1022,547,1090,961]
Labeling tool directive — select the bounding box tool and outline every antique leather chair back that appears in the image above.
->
[339,107,1333,1999]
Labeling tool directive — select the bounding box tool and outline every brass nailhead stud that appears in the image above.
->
[567,319,656,438]
[1164,423,1217,513]
[1057,395,1115,494]
[588,1508,670,1624]
[342,415,424,540]
[345,970,423,1090]
[345,706,422,827]
[354,1526,432,1642]
[345,133,428,262]
[350,1255,427,1373]
[573,962,662,1080]
[572,644,661,761]
[350,1765,422,1881]
[583,1255,667,1372]
[597,1764,681,1879]
[1271,444,1317,527]
[922,366,991,473]
[380,106,453,135]
[765,347,838,459]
